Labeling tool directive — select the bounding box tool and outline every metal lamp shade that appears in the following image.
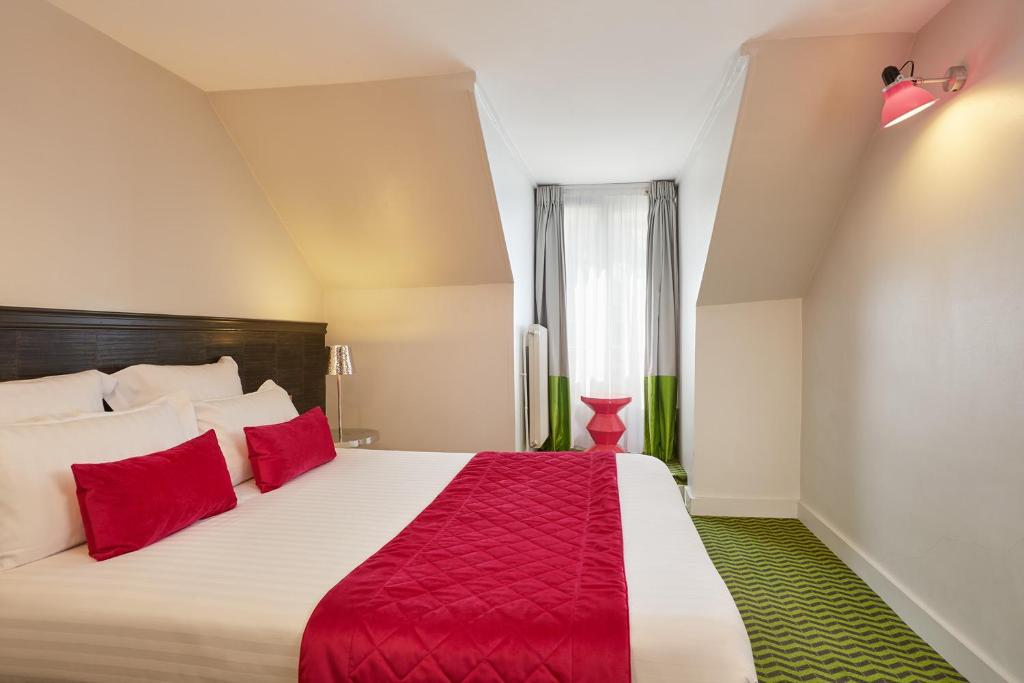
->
[881,80,937,128]
[327,344,353,376]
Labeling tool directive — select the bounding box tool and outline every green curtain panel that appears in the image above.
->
[643,180,680,462]
[534,186,572,451]
[546,376,572,451]
[644,376,678,461]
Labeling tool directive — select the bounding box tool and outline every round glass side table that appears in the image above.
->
[333,428,379,448]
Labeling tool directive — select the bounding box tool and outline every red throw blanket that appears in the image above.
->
[299,451,630,683]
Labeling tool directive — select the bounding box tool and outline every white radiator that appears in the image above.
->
[524,324,549,449]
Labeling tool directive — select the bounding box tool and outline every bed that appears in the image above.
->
[0,449,754,682]
[0,307,756,683]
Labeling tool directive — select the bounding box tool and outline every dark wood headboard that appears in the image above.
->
[0,307,327,413]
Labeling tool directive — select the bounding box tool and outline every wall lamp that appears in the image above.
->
[880,61,968,128]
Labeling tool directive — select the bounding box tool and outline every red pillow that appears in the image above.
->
[245,407,336,493]
[72,430,237,561]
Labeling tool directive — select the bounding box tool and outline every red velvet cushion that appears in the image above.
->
[245,407,337,493]
[72,430,237,561]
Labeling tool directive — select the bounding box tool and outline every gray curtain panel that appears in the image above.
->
[644,180,680,462]
[534,186,571,450]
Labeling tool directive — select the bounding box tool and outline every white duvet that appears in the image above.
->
[0,450,755,683]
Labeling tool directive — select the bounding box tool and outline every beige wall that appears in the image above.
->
[209,75,521,453]
[324,284,515,453]
[682,34,919,517]
[801,0,1024,679]
[699,33,912,306]
[0,4,518,456]
[0,0,321,321]
[679,58,805,517]
[692,299,803,516]
[209,73,512,291]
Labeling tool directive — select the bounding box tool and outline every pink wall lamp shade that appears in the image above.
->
[881,80,937,128]
[879,62,967,128]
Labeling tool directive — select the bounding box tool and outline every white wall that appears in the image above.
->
[698,33,912,305]
[324,284,516,453]
[677,58,747,475]
[801,0,1024,679]
[0,0,321,321]
[691,299,802,517]
[476,87,535,450]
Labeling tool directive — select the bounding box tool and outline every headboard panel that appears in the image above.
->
[0,307,327,413]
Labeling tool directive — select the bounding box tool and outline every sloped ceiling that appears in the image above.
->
[698,33,915,305]
[210,72,511,290]
[48,0,949,184]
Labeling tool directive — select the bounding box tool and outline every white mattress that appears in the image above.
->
[0,450,755,683]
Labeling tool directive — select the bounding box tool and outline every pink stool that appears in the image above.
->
[581,396,632,453]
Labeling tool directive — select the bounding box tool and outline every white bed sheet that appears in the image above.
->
[0,450,755,683]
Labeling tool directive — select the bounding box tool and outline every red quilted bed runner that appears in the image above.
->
[299,451,630,683]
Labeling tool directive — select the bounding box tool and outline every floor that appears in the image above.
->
[666,459,687,485]
[692,517,966,683]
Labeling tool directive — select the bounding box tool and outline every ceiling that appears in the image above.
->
[49,0,948,184]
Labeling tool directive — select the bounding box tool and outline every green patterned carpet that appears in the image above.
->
[666,459,688,485]
[692,517,966,683]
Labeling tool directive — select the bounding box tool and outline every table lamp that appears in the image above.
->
[326,344,353,439]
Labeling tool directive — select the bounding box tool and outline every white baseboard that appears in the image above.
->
[799,502,1015,683]
[682,484,693,509]
[686,492,798,518]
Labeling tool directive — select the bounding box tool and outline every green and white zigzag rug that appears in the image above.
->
[692,517,966,683]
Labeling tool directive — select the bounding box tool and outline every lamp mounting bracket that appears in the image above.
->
[911,65,968,93]
[882,63,968,92]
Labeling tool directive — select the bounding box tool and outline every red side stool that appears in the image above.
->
[581,396,632,453]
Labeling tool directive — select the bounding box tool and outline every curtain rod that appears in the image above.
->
[556,182,651,191]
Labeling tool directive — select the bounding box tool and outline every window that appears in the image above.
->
[562,184,648,452]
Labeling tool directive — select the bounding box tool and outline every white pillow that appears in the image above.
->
[105,356,242,410]
[0,370,116,425]
[194,380,299,485]
[0,392,198,570]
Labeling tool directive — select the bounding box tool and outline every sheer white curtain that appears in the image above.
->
[563,184,648,452]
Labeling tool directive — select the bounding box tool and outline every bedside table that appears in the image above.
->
[334,427,379,448]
